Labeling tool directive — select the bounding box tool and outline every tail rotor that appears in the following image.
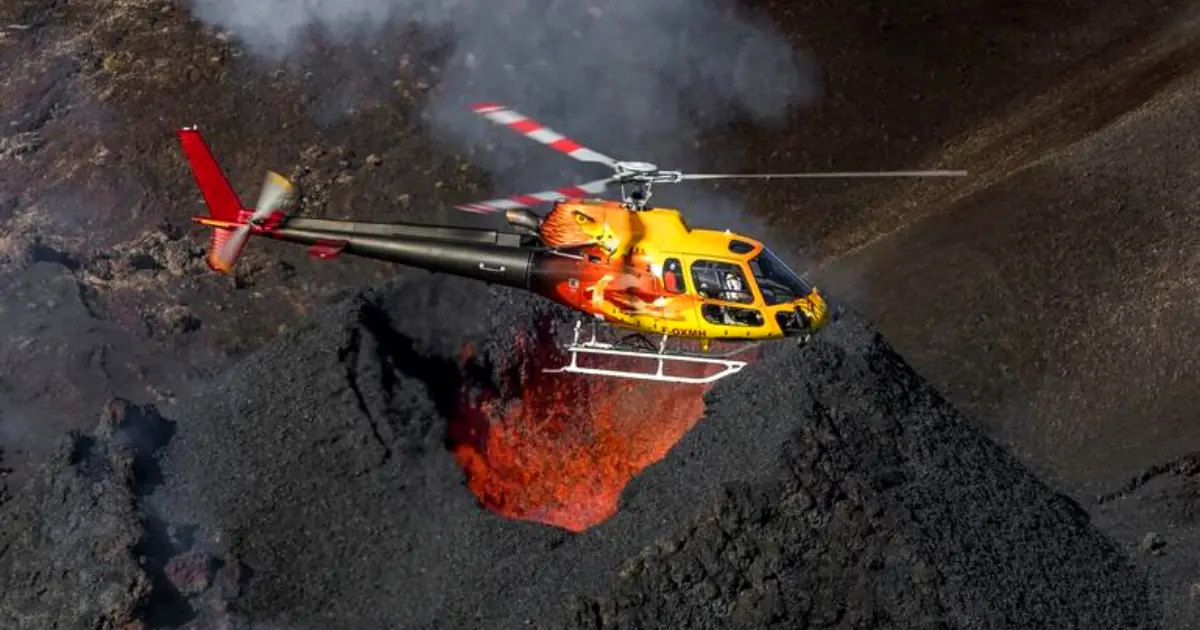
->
[212,171,294,272]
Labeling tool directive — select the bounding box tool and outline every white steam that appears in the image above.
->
[187,0,821,233]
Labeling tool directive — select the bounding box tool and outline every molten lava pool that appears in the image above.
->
[448,324,746,532]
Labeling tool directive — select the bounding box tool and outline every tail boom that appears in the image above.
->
[264,224,537,289]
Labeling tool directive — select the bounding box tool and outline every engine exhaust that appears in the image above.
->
[505,208,542,235]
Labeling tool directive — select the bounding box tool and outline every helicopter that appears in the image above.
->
[177,103,965,384]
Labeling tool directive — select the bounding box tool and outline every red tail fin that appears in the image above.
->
[177,127,249,274]
[176,127,245,222]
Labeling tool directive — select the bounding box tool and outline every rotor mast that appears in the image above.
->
[612,161,672,209]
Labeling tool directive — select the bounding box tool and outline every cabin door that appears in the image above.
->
[686,259,766,331]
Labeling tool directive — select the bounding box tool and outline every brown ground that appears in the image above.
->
[1,0,1198,624]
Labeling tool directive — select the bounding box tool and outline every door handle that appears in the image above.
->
[479,263,506,273]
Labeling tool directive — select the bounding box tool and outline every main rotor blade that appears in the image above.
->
[470,103,618,168]
[456,177,615,214]
[680,170,968,180]
[251,170,295,221]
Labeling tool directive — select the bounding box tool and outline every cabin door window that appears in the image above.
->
[690,260,753,304]
[690,259,763,327]
[661,258,686,294]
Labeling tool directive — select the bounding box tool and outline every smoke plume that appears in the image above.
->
[186,0,821,234]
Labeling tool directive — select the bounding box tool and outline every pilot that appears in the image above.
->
[722,272,746,302]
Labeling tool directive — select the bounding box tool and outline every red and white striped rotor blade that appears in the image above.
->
[469,103,618,168]
[455,178,614,214]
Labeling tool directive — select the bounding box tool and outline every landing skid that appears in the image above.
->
[543,320,759,385]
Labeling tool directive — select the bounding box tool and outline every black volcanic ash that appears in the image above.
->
[142,277,1156,628]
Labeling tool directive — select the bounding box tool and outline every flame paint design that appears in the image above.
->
[603,292,695,320]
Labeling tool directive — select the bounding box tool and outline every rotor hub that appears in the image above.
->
[615,161,659,174]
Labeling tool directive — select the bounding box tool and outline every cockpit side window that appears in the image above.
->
[662,258,686,294]
[690,260,754,304]
[701,303,764,327]
[748,248,812,306]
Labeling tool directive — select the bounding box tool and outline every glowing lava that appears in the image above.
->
[449,321,756,533]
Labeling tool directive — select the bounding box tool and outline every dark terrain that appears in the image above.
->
[0,288,1161,629]
[1,0,1198,627]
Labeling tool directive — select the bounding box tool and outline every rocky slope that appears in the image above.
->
[131,281,1156,628]
[1094,452,1200,630]
[829,46,1200,497]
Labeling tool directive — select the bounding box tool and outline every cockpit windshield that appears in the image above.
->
[748,248,813,305]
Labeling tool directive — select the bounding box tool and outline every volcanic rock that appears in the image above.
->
[0,398,250,629]
[0,399,155,630]
[0,448,9,504]
[150,278,1157,628]
[1094,451,1200,630]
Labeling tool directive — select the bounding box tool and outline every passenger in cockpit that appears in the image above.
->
[662,259,684,293]
[721,271,750,303]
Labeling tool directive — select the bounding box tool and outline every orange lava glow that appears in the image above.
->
[449,321,756,532]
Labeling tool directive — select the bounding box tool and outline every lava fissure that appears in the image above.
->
[448,317,759,533]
